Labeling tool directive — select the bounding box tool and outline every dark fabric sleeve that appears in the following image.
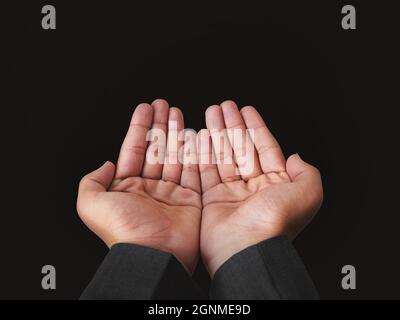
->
[80,243,205,300]
[210,236,319,300]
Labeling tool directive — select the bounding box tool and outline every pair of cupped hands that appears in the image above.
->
[77,99,323,277]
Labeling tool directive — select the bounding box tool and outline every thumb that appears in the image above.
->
[286,154,323,210]
[77,161,116,213]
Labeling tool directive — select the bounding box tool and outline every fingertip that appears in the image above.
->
[169,107,183,119]
[135,102,152,112]
[287,153,305,170]
[242,105,267,126]
[240,105,256,115]
[100,160,116,176]
[150,100,169,128]
[131,103,153,123]
[103,161,115,169]
[197,128,210,137]
[183,127,198,138]
[288,153,317,171]
[239,106,260,126]
[168,107,184,130]
[92,161,114,175]
[205,105,223,129]
[205,104,221,116]
[287,153,321,182]
[220,100,238,110]
[221,101,241,125]
[152,98,169,107]
[152,99,170,115]
[288,153,302,162]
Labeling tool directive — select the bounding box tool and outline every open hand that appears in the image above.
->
[77,100,201,273]
[198,101,323,276]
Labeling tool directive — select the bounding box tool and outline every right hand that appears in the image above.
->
[77,99,202,273]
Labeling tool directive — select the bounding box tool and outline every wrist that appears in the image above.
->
[205,233,288,277]
[106,236,198,274]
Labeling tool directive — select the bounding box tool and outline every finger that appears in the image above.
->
[286,154,323,212]
[197,129,221,192]
[220,100,262,180]
[180,129,201,193]
[142,99,169,179]
[162,107,184,184]
[116,103,154,179]
[77,161,115,213]
[240,106,286,173]
[205,105,240,183]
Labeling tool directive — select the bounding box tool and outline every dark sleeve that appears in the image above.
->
[80,243,205,300]
[210,236,319,300]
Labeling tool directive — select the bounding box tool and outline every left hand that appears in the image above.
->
[198,101,323,276]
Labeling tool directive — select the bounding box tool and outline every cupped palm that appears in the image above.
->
[198,101,323,275]
[77,100,202,272]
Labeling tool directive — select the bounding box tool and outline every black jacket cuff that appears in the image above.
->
[80,243,203,300]
[210,236,319,300]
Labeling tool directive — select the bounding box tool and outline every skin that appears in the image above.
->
[198,101,323,276]
[77,99,201,273]
[77,99,323,277]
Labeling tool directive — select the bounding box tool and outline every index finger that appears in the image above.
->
[115,103,154,179]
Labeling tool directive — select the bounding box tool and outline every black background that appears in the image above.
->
[4,1,400,299]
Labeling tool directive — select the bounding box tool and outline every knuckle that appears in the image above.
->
[257,144,280,156]
[310,165,321,177]
[309,182,324,208]
[79,174,89,187]
[124,145,146,155]
[184,164,198,173]
[76,196,84,216]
